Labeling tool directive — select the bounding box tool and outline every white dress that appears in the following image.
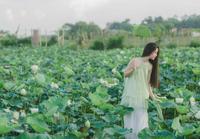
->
[120,58,153,139]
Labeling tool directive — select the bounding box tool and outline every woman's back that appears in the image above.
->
[120,57,152,109]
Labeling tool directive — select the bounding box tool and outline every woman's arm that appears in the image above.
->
[124,66,135,77]
[148,84,155,99]
[147,68,161,101]
[124,58,136,78]
[148,84,162,102]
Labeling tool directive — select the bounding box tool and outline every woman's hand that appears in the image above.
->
[155,94,167,99]
[150,94,162,102]
[154,94,168,102]
[153,97,162,102]
[129,59,140,69]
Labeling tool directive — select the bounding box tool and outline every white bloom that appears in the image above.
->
[120,50,125,54]
[107,78,119,88]
[85,120,90,128]
[190,96,195,102]
[99,78,119,88]
[24,124,28,129]
[112,67,117,74]
[20,110,26,117]
[20,89,27,96]
[103,60,108,64]
[13,111,19,120]
[11,119,18,124]
[51,82,59,89]
[53,112,59,119]
[14,129,24,133]
[189,96,196,106]
[4,108,11,113]
[190,102,196,106]
[99,78,107,84]
[116,55,121,59]
[67,99,72,106]
[30,108,39,113]
[161,61,167,64]
[175,98,184,104]
[195,111,200,119]
[31,65,39,74]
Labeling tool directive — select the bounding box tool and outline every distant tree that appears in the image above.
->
[62,21,101,45]
[178,14,200,28]
[153,24,166,38]
[154,16,164,24]
[87,22,101,39]
[142,14,200,31]
[106,19,133,32]
[142,16,153,24]
[134,25,151,38]
[163,17,179,32]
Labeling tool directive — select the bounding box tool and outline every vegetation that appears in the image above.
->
[1,14,200,49]
[0,45,199,138]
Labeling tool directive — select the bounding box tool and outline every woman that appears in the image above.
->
[120,42,162,139]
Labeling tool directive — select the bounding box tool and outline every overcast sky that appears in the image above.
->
[0,0,200,34]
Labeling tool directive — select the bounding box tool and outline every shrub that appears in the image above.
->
[106,35,124,49]
[67,41,79,50]
[48,35,57,46]
[90,40,105,50]
[0,35,32,47]
[166,43,177,49]
[189,40,200,48]
[0,35,17,46]
[17,37,31,47]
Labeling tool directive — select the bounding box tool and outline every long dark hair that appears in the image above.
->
[142,42,160,88]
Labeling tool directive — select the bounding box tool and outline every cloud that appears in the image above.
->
[1,0,200,34]
[33,9,46,20]
[5,8,14,21]
[69,0,110,18]
[19,9,27,17]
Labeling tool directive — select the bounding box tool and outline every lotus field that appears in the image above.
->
[0,46,200,139]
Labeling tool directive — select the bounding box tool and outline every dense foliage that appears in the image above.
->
[0,45,199,139]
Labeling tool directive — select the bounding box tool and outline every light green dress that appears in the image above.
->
[120,57,152,139]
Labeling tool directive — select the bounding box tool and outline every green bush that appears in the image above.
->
[90,40,105,50]
[106,35,124,49]
[17,37,31,47]
[0,34,58,47]
[134,25,151,38]
[0,35,17,46]
[189,40,200,48]
[166,43,177,49]
[67,41,79,50]
[90,36,124,50]
[0,35,32,47]
[48,35,57,46]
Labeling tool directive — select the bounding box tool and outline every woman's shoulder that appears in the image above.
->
[129,57,140,63]
[128,57,143,67]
